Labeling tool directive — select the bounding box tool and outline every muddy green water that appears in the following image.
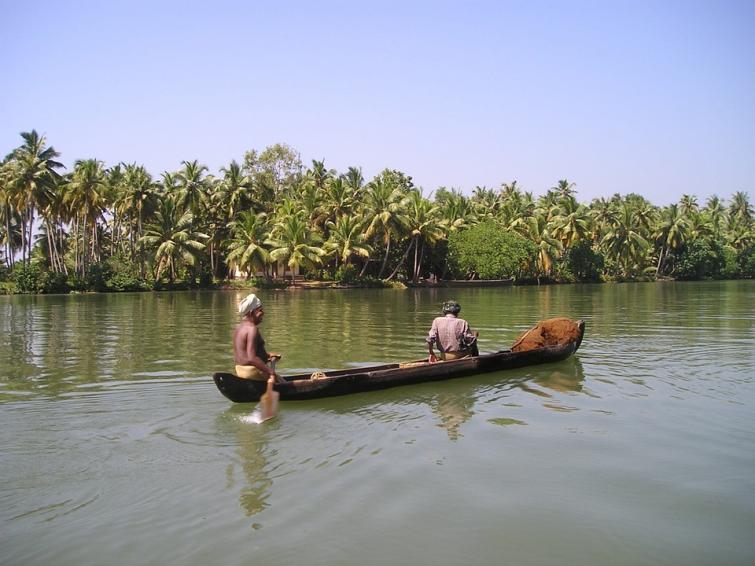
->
[1,281,754,566]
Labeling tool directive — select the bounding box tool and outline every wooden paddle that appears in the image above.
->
[258,359,279,422]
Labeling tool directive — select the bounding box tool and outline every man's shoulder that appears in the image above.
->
[235,320,257,334]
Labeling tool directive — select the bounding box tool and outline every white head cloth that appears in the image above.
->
[238,293,262,317]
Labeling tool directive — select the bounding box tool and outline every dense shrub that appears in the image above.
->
[720,245,740,279]
[12,264,45,293]
[198,266,214,287]
[42,271,70,294]
[562,241,604,282]
[100,255,150,291]
[85,262,112,291]
[447,222,537,280]
[741,246,755,277]
[335,264,358,284]
[675,239,725,280]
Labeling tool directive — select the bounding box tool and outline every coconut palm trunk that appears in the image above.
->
[378,237,391,279]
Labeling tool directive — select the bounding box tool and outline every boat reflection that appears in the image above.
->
[221,407,274,519]
[532,356,585,393]
[217,357,587,518]
[309,357,586,440]
[429,357,585,438]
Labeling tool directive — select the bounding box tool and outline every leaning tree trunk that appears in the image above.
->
[414,240,425,282]
[655,245,667,277]
[6,211,15,270]
[19,212,27,266]
[386,240,414,281]
[44,221,56,272]
[378,237,391,279]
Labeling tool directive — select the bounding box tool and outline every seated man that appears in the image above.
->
[233,293,283,382]
[426,300,479,363]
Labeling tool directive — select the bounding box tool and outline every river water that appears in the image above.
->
[1,282,754,565]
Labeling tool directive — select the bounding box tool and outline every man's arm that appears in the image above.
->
[427,319,440,363]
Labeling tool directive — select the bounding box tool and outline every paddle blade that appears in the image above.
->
[258,378,279,422]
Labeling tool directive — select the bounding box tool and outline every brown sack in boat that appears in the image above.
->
[511,318,581,352]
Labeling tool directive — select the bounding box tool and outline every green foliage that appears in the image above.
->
[674,239,725,280]
[720,245,739,279]
[200,270,214,287]
[741,246,755,277]
[43,271,70,294]
[2,127,753,291]
[85,263,112,292]
[10,264,67,293]
[12,265,45,293]
[335,264,359,284]
[447,221,537,280]
[562,241,604,282]
[104,255,152,291]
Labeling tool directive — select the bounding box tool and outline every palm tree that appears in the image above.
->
[64,159,107,273]
[226,211,271,279]
[727,224,753,254]
[680,194,699,216]
[267,213,325,283]
[324,215,371,271]
[704,195,726,238]
[436,188,475,235]
[601,202,650,277]
[0,162,23,269]
[139,196,208,282]
[471,186,499,219]
[116,163,156,267]
[728,191,753,229]
[4,130,64,265]
[175,160,209,216]
[343,166,365,197]
[397,189,443,282]
[687,210,714,240]
[552,179,577,201]
[653,204,689,276]
[320,177,355,227]
[538,190,561,218]
[499,181,535,227]
[510,210,562,281]
[217,160,253,220]
[306,159,335,193]
[588,197,614,243]
[549,198,591,249]
[36,173,67,273]
[361,175,408,278]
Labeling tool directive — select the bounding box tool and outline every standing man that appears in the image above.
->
[234,293,282,382]
[426,300,479,363]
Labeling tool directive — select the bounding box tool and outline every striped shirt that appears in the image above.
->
[426,314,476,353]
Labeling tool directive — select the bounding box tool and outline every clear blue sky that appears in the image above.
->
[2,0,754,205]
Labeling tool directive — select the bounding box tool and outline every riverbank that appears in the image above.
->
[3,274,751,295]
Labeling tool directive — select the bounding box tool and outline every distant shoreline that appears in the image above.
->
[4,276,749,296]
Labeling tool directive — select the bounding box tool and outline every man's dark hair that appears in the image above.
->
[442,300,461,315]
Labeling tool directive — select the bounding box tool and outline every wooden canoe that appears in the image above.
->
[214,320,585,403]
